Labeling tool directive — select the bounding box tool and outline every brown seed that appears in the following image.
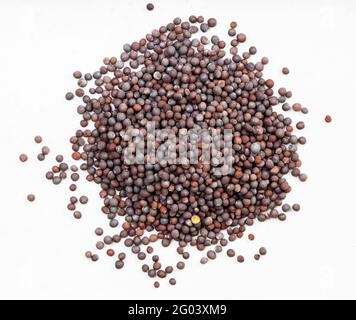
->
[73,71,82,79]
[107,249,115,257]
[91,254,99,262]
[79,195,89,204]
[154,281,160,288]
[237,255,244,263]
[259,247,267,255]
[282,67,289,75]
[254,254,260,261]
[230,21,237,29]
[146,3,154,11]
[65,92,74,100]
[325,115,332,123]
[19,154,28,162]
[85,251,92,258]
[227,249,235,257]
[96,241,104,250]
[176,261,185,270]
[27,194,35,202]
[73,211,82,219]
[95,227,104,236]
[169,278,176,286]
[248,234,255,241]
[292,103,302,112]
[34,136,43,144]
[75,88,84,97]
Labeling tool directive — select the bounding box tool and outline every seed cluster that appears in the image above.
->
[21,13,311,288]
[66,15,307,247]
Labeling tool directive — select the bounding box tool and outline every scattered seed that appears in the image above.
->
[19,154,28,162]
[27,194,35,202]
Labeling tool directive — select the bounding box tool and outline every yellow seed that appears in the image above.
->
[191,215,201,225]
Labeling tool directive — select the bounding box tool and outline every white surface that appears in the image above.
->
[0,0,355,300]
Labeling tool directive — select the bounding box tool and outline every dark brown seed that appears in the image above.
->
[207,250,216,260]
[146,3,154,11]
[165,266,173,274]
[96,241,104,250]
[73,71,82,79]
[115,260,124,269]
[325,115,332,123]
[118,252,126,260]
[154,281,160,288]
[85,251,92,258]
[71,173,80,181]
[65,92,74,100]
[91,254,99,262]
[296,121,305,130]
[37,153,45,161]
[169,278,176,286]
[237,255,245,263]
[27,194,35,202]
[19,154,28,162]
[254,254,260,261]
[200,257,208,264]
[227,249,235,257]
[292,103,302,112]
[75,88,84,97]
[79,196,88,204]
[95,227,103,236]
[259,247,267,255]
[292,203,301,211]
[176,261,185,270]
[55,155,64,162]
[73,211,82,219]
[69,184,77,191]
[34,136,43,144]
[282,67,289,75]
[41,146,50,155]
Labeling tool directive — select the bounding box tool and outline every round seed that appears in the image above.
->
[237,255,245,263]
[19,154,28,162]
[34,136,43,144]
[146,3,154,11]
[259,247,267,255]
[227,249,235,257]
[27,194,35,202]
[325,115,332,123]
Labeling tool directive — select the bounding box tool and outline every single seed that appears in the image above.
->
[27,194,35,202]
[19,154,28,162]
[34,136,43,144]
[146,3,154,11]
[73,211,82,219]
[259,247,267,255]
[282,67,290,75]
[237,255,245,263]
[325,115,332,123]
[227,249,235,257]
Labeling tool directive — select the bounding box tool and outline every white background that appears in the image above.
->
[0,0,355,300]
